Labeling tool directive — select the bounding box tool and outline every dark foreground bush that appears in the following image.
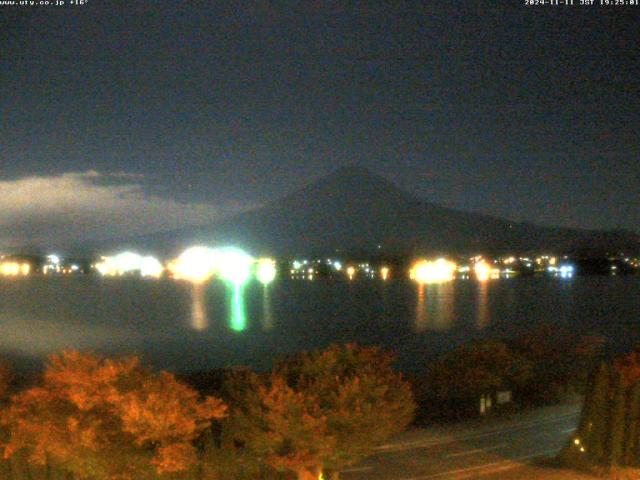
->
[414,326,605,421]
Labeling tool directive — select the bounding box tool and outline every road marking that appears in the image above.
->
[446,443,508,457]
[560,427,576,433]
[398,448,558,480]
[447,448,485,457]
[455,461,526,480]
[375,412,578,453]
[454,449,560,480]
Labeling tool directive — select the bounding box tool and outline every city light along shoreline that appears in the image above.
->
[1,248,637,283]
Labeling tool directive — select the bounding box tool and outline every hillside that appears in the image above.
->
[98,167,640,257]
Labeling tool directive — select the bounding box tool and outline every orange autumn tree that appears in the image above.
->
[228,344,415,480]
[1,350,227,479]
[233,373,334,479]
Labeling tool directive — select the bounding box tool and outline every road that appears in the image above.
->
[340,403,590,480]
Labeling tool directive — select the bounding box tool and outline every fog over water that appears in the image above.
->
[1,276,638,373]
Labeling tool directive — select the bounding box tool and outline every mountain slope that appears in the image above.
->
[109,167,640,256]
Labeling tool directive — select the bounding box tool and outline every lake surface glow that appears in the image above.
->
[0,275,638,373]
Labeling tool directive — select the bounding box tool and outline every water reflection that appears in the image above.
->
[190,283,208,331]
[2,275,639,375]
[189,281,248,332]
[229,284,247,332]
[415,285,427,332]
[261,287,274,331]
[414,283,456,332]
[476,280,490,329]
[430,283,454,331]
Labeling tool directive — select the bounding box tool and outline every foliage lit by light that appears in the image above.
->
[1,350,227,478]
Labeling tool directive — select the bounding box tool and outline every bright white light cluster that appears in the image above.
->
[473,259,501,281]
[549,264,575,279]
[43,254,61,275]
[410,258,457,284]
[256,258,277,285]
[168,246,271,285]
[216,247,254,285]
[0,262,30,276]
[168,246,220,283]
[95,252,164,278]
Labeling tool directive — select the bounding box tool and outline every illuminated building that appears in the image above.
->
[410,258,457,284]
[168,246,219,283]
[559,265,574,278]
[380,266,390,281]
[96,251,164,278]
[0,262,30,276]
[346,266,356,280]
[43,254,62,274]
[139,256,164,278]
[289,262,316,280]
[0,256,32,276]
[474,260,491,282]
[256,258,277,285]
[475,258,502,280]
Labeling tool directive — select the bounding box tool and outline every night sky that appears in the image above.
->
[1,1,638,249]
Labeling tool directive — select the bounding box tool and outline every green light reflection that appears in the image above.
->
[229,283,247,332]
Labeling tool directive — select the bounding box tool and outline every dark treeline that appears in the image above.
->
[412,325,606,421]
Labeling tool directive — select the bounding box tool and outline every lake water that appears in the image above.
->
[0,275,638,373]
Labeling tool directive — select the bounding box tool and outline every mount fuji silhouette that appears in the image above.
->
[107,166,639,257]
